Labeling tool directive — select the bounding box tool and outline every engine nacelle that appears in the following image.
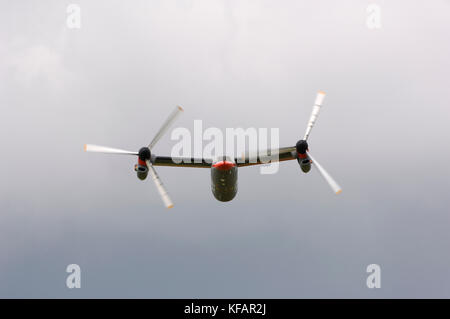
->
[297,157,311,173]
[135,147,151,180]
[296,139,311,173]
[134,164,148,180]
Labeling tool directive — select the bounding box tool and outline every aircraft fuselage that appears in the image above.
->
[210,159,238,202]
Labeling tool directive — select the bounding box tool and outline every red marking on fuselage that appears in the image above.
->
[212,161,236,171]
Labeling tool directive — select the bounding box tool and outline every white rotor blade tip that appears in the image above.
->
[303,91,327,140]
[148,106,184,150]
[308,152,342,195]
[84,144,137,155]
[315,91,326,105]
[146,160,174,209]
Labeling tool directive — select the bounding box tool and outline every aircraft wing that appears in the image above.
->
[151,146,297,168]
[152,156,212,168]
[235,146,296,167]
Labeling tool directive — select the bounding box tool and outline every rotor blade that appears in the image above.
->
[148,105,184,150]
[307,151,342,194]
[84,144,138,155]
[146,160,174,209]
[304,91,326,141]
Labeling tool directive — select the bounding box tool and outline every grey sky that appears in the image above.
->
[1,0,450,298]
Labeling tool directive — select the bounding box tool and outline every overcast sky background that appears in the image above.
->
[1,0,450,298]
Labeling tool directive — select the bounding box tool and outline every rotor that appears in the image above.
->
[84,105,184,208]
[299,91,342,194]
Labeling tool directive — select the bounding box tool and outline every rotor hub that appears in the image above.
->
[296,140,308,155]
[138,147,151,161]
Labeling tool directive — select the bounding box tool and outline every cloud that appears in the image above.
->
[8,44,67,88]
